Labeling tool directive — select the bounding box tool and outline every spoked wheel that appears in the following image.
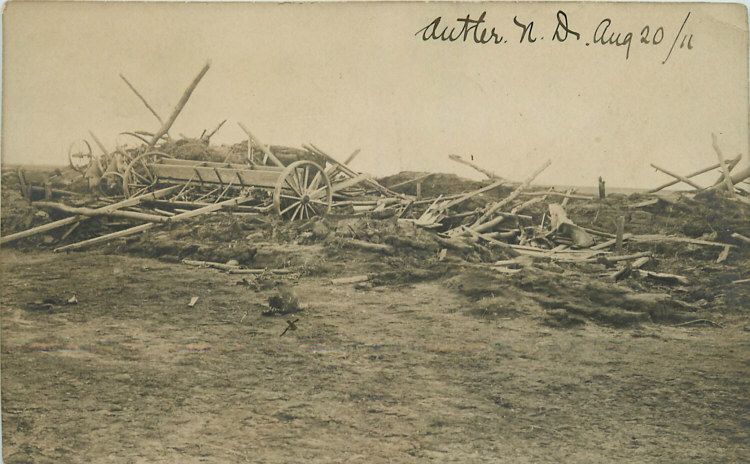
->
[122,150,172,197]
[68,139,93,173]
[273,160,332,221]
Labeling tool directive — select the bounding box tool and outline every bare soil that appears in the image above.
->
[2,248,749,463]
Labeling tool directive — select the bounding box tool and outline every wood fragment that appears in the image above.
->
[647,154,741,193]
[448,154,503,180]
[650,164,703,190]
[33,201,169,223]
[598,177,606,199]
[731,232,750,245]
[716,245,731,264]
[629,234,735,248]
[711,133,736,198]
[119,73,164,125]
[343,149,362,166]
[331,275,370,285]
[473,159,551,226]
[636,269,689,285]
[386,173,433,191]
[591,234,632,251]
[615,216,625,254]
[711,154,742,186]
[148,61,211,149]
[674,319,722,328]
[237,122,285,167]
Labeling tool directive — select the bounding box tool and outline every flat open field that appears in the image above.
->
[2,248,749,463]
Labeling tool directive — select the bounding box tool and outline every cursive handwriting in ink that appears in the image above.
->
[513,16,537,43]
[415,12,505,44]
[593,19,633,59]
[662,12,692,64]
[414,10,695,63]
[552,10,580,42]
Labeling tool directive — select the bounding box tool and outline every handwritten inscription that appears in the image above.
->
[415,10,694,63]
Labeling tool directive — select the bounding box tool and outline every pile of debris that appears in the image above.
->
[2,61,749,326]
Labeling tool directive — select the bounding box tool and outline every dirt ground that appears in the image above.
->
[2,248,748,463]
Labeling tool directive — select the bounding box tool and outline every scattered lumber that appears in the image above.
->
[0,186,179,246]
[473,159,551,227]
[237,122,285,167]
[647,154,742,193]
[54,193,254,252]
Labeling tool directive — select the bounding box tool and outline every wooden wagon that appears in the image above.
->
[122,150,334,222]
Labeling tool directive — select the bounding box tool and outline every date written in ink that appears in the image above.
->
[415,10,695,63]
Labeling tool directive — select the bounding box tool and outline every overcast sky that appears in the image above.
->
[3,2,748,188]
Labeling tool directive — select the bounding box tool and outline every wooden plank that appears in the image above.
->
[161,158,283,171]
[151,164,280,188]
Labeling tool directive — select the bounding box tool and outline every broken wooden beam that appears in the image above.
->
[33,201,169,223]
[711,133,736,198]
[148,61,211,149]
[237,122,285,168]
[119,73,164,125]
[650,163,703,190]
[629,234,735,248]
[448,154,503,180]
[647,154,742,193]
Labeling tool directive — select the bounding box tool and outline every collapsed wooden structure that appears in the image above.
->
[2,60,749,283]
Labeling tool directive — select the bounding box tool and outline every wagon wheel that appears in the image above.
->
[122,150,173,197]
[68,139,93,174]
[273,160,332,221]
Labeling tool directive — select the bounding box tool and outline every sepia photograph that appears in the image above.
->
[1,1,749,462]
